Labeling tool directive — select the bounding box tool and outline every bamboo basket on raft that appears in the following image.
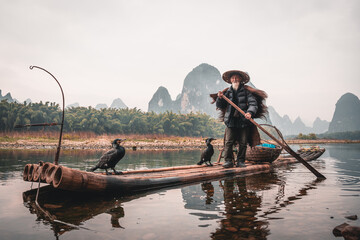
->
[245,124,284,163]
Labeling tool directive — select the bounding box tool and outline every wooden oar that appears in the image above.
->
[220,94,326,179]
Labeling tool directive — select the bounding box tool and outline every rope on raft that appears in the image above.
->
[33,161,94,232]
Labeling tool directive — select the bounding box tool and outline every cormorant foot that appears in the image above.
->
[114,171,124,175]
[197,161,203,165]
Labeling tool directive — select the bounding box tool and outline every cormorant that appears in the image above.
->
[89,138,126,175]
[197,138,216,166]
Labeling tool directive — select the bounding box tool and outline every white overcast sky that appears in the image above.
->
[1,0,359,125]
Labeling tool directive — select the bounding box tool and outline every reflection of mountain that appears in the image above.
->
[327,144,360,178]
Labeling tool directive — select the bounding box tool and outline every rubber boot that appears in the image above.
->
[222,160,234,168]
[236,161,246,168]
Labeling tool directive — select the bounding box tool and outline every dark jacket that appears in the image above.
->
[216,84,258,128]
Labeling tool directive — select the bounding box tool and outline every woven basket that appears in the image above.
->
[245,124,285,163]
[246,145,282,163]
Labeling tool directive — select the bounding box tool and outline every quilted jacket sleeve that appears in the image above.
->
[246,90,258,117]
[215,92,229,109]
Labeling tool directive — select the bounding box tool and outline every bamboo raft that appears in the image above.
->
[22,148,325,193]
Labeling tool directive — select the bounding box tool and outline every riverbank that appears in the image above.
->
[0,134,359,150]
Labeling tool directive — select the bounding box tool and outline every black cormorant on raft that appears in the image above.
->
[89,138,126,175]
[197,138,216,166]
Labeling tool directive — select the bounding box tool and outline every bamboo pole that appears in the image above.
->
[45,165,58,184]
[28,164,38,181]
[23,164,31,181]
[32,165,41,182]
[41,162,55,182]
[219,94,326,179]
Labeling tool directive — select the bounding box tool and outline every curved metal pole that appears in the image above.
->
[30,66,65,165]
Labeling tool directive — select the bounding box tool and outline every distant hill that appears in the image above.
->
[93,98,128,110]
[95,103,108,110]
[148,63,228,117]
[66,102,80,108]
[313,117,330,134]
[0,90,14,102]
[148,86,177,113]
[110,98,127,109]
[328,92,360,133]
[1,89,127,110]
[268,106,329,135]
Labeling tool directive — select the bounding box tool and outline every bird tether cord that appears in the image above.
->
[220,94,326,179]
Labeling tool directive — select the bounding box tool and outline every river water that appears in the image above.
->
[0,144,359,240]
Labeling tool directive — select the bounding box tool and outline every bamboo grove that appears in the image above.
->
[0,100,225,137]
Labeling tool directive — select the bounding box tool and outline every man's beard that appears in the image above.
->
[232,82,240,90]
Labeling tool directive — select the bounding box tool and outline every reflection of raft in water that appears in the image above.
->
[22,148,325,193]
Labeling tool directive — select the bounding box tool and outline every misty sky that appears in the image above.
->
[1,0,359,125]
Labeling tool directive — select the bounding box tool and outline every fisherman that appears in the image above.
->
[215,70,262,168]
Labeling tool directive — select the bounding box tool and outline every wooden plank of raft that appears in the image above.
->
[120,163,219,175]
[117,164,272,180]
[116,165,221,179]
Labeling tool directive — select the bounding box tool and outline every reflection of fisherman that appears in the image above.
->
[216,70,259,168]
[212,177,268,239]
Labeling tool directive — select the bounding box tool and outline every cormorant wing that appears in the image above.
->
[97,149,117,167]
[201,146,214,161]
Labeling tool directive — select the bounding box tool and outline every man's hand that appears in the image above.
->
[217,91,223,99]
[245,112,252,119]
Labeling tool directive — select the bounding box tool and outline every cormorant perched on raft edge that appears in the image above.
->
[197,138,216,166]
[89,138,126,175]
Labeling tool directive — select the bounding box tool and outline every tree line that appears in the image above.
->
[295,132,360,140]
[0,100,225,137]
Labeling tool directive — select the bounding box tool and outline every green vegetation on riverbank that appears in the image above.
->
[0,100,225,137]
[292,131,360,140]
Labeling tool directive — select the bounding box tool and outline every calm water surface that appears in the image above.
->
[0,144,359,240]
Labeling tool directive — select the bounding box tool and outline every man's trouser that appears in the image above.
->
[223,127,249,163]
